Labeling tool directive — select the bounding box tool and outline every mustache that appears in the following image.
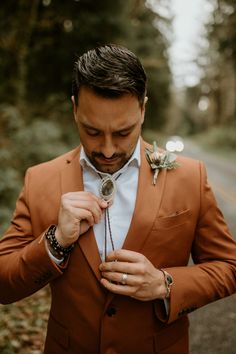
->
[91,152,125,160]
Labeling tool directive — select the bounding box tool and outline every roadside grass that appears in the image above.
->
[191,126,236,163]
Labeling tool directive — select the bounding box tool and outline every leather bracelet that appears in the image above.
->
[45,225,74,258]
[160,269,173,298]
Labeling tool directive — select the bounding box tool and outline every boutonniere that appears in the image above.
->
[145,141,180,185]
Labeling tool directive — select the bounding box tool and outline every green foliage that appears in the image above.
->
[0,0,171,124]
[181,0,236,136]
[0,0,172,235]
[142,129,168,149]
[13,119,69,169]
[208,0,236,60]
[0,104,74,235]
[126,1,171,129]
[200,124,236,150]
[0,168,21,235]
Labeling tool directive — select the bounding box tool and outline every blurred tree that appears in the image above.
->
[182,0,236,134]
[0,0,41,106]
[0,0,172,233]
[0,0,171,123]
[128,0,172,129]
[203,1,235,124]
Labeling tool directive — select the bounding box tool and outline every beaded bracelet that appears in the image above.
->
[45,225,74,257]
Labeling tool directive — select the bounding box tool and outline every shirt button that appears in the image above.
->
[106,307,117,317]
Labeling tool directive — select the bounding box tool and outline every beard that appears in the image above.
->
[88,151,130,174]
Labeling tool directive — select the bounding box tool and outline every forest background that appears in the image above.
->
[0,0,235,234]
[0,1,236,352]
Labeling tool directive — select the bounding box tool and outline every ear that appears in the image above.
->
[141,96,148,124]
[71,95,78,122]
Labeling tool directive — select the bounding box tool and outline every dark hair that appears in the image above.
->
[72,44,147,106]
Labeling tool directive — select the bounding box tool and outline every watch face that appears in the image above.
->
[166,274,173,285]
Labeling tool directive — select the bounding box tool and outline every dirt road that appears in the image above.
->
[183,140,236,354]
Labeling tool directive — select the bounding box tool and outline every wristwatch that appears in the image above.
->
[160,269,173,298]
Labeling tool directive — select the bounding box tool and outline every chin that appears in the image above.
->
[99,161,127,174]
[92,156,129,174]
[98,165,119,174]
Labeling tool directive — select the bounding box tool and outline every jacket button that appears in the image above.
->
[106,307,117,317]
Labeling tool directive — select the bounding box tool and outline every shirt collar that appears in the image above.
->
[80,138,141,177]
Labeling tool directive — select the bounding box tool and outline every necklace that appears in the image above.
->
[98,173,121,260]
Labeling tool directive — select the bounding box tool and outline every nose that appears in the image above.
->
[100,135,116,158]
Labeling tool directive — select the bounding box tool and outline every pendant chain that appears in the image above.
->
[98,173,121,260]
[104,208,115,260]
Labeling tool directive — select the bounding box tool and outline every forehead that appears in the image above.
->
[76,87,142,131]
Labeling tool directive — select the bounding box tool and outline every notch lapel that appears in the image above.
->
[122,139,167,252]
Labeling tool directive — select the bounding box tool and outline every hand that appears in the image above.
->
[99,249,167,301]
[56,192,107,247]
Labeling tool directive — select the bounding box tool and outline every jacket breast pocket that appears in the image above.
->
[153,209,191,230]
[142,209,193,267]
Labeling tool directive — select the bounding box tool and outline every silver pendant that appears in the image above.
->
[99,175,116,203]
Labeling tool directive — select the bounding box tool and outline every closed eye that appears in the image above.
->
[114,130,132,137]
[85,129,100,136]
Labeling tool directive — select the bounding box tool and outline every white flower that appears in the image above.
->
[145,141,180,185]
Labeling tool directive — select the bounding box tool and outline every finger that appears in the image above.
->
[67,200,103,223]
[63,191,99,201]
[62,195,106,224]
[101,271,142,286]
[99,260,143,276]
[69,207,95,227]
[106,249,145,263]
[62,192,107,208]
[100,278,136,296]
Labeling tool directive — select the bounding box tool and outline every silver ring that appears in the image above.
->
[121,273,128,285]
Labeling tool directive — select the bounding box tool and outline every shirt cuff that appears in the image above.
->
[164,298,170,314]
[45,239,64,265]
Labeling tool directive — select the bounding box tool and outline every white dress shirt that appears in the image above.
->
[80,139,140,260]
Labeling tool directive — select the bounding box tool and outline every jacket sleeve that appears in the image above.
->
[163,161,236,323]
[0,169,66,304]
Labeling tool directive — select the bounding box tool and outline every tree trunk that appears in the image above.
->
[16,0,40,107]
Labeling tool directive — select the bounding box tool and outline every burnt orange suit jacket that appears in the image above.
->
[1,139,236,354]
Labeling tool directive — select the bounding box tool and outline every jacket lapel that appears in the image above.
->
[60,147,83,194]
[122,139,167,252]
[60,146,102,282]
[105,139,167,308]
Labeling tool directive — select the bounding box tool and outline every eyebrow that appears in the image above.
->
[81,122,138,133]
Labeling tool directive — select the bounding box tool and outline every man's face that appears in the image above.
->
[73,87,146,174]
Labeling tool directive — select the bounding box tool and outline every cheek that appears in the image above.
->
[79,133,96,151]
[116,139,134,153]
[124,130,141,150]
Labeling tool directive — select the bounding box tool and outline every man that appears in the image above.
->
[0,44,236,354]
